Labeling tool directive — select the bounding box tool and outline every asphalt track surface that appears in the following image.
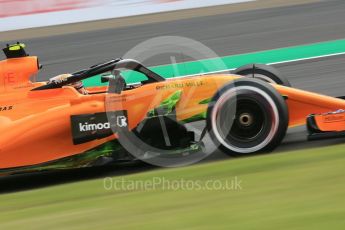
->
[1,0,345,193]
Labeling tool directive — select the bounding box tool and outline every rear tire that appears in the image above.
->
[232,63,291,87]
[207,78,288,156]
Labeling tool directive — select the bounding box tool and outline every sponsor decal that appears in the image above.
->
[4,73,16,84]
[107,96,127,103]
[0,105,13,112]
[155,81,204,90]
[79,122,110,132]
[71,111,127,145]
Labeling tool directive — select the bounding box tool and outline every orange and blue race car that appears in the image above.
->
[0,43,345,175]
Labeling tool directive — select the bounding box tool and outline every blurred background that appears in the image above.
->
[0,0,251,31]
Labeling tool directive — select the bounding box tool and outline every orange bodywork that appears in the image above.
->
[312,111,345,132]
[1,56,345,170]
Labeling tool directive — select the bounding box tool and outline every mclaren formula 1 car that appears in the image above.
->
[0,43,344,175]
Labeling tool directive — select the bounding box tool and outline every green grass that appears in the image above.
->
[1,145,345,229]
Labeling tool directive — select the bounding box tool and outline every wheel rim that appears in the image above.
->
[211,86,279,154]
[229,99,265,141]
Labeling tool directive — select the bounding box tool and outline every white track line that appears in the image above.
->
[167,51,345,79]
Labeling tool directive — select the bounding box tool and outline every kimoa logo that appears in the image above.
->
[79,116,127,132]
[79,122,110,132]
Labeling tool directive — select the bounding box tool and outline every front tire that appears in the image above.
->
[207,78,288,156]
[232,63,291,87]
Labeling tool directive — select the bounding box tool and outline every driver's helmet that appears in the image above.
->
[49,73,88,95]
